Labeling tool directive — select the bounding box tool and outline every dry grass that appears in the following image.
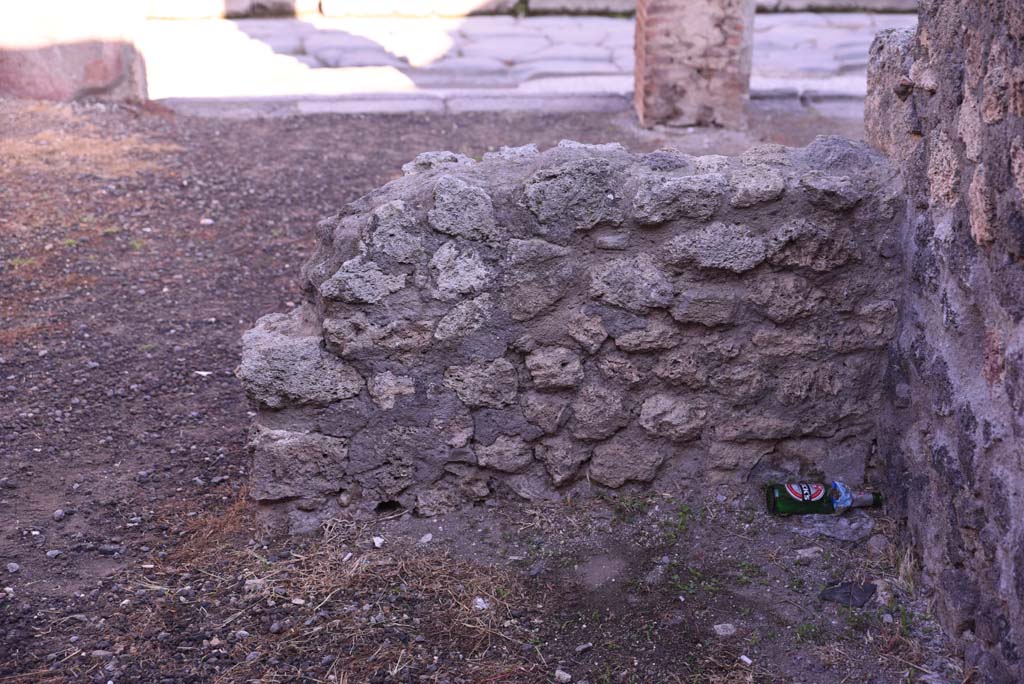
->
[43,498,542,683]
[0,123,181,179]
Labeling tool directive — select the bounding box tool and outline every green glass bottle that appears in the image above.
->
[764,482,882,516]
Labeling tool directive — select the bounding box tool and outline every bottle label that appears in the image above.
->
[784,483,826,502]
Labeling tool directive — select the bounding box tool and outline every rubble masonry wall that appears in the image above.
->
[866,1,1024,680]
[238,137,903,535]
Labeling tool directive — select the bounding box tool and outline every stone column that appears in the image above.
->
[634,0,755,128]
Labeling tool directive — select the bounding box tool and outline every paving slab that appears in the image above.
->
[460,37,553,61]
[515,44,612,63]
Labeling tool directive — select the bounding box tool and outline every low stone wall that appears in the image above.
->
[0,0,147,102]
[867,3,1024,681]
[238,137,902,534]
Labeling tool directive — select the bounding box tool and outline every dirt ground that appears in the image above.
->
[0,97,960,683]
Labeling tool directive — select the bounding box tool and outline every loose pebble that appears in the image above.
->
[795,546,824,564]
[713,623,736,637]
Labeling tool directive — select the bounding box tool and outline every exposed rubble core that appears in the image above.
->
[238,137,903,534]
[868,2,1024,680]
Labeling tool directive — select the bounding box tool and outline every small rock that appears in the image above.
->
[200,218,214,226]
[866,534,894,559]
[246,651,260,662]
[882,613,894,624]
[739,655,753,666]
[873,579,895,607]
[418,533,433,544]
[795,546,823,564]
[472,597,490,611]
[243,578,265,593]
[46,550,62,559]
[90,650,113,659]
[574,642,593,654]
[5,563,19,574]
[713,623,736,637]
[642,564,666,587]
[269,621,283,634]
[372,536,385,549]
[819,581,876,607]
[320,655,336,666]
[555,669,572,683]
[52,509,66,522]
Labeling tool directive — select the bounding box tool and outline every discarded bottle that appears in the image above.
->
[764,482,882,516]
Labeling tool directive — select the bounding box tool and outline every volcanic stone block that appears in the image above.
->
[444,358,519,408]
[590,254,674,313]
[526,346,585,389]
[664,223,768,273]
[428,176,499,241]
[632,173,726,224]
[238,309,364,409]
[320,257,407,304]
[525,158,625,235]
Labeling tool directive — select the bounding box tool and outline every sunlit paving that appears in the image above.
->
[133,13,915,113]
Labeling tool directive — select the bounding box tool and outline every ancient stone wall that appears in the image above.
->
[238,137,903,534]
[866,2,1024,681]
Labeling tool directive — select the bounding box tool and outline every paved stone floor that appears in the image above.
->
[136,12,916,116]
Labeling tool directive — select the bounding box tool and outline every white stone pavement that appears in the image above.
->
[135,12,916,116]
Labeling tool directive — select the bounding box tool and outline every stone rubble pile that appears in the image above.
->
[237,136,902,533]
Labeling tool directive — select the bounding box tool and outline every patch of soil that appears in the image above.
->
[0,97,954,683]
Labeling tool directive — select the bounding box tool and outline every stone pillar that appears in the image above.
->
[634,0,755,128]
[0,0,147,101]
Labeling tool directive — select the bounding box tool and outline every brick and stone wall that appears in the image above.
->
[238,137,903,535]
[634,0,755,128]
[866,2,1024,681]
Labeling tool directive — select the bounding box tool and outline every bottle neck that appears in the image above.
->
[851,492,878,508]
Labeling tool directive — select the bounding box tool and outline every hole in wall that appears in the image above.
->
[374,500,403,514]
